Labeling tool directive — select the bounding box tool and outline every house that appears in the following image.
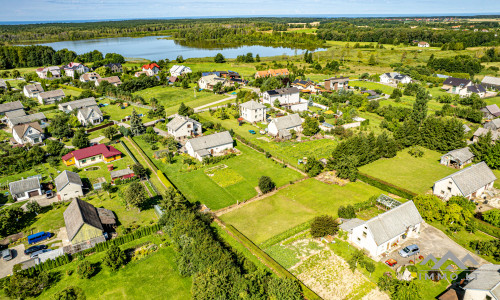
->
[110,168,135,184]
[0,101,24,120]
[79,72,101,83]
[292,79,317,92]
[433,162,496,200]
[62,144,122,168]
[442,77,474,97]
[481,76,500,91]
[36,66,61,79]
[202,71,241,79]
[198,74,228,90]
[0,79,6,90]
[7,112,47,128]
[254,68,289,79]
[37,89,65,105]
[379,72,412,84]
[239,100,267,123]
[169,65,191,77]
[63,62,89,78]
[324,77,349,91]
[465,85,486,98]
[185,131,233,161]
[142,63,161,76]
[340,201,423,258]
[54,170,83,201]
[9,177,42,201]
[463,264,500,300]
[58,97,97,113]
[77,105,103,126]
[440,147,474,169]
[484,118,500,131]
[418,41,430,47]
[480,104,500,120]
[12,122,44,145]
[95,76,122,87]
[473,127,500,142]
[262,87,308,112]
[63,199,106,244]
[168,76,180,84]
[23,84,44,98]
[267,113,303,138]
[104,63,123,73]
[134,71,148,77]
[166,115,202,139]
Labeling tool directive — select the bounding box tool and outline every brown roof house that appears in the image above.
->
[12,122,44,145]
[324,77,349,91]
[95,76,122,87]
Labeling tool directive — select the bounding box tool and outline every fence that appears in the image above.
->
[85,122,115,134]
[120,140,139,163]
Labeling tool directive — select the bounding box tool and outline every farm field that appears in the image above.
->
[133,137,303,210]
[221,178,385,245]
[359,148,457,194]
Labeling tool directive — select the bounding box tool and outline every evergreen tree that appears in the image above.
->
[178,102,189,116]
[310,215,338,238]
[103,245,127,271]
[130,109,146,136]
[124,182,148,211]
[214,53,226,63]
[258,176,275,194]
[411,89,428,124]
[302,117,320,136]
[72,129,89,149]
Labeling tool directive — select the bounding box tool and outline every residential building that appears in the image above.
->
[440,147,474,169]
[104,63,123,73]
[63,199,107,244]
[134,71,148,77]
[481,76,500,91]
[484,118,500,131]
[63,62,89,78]
[465,85,486,98]
[95,76,122,87]
[142,63,161,76]
[169,65,191,77]
[58,97,97,113]
[441,77,486,97]
[198,74,228,90]
[433,162,496,200]
[292,79,318,93]
[463,264,500,300]
[480,104,500,120]
[254,68,289,79]
[185,131,234,161]
[9,177,42,201]
[36,66,61,79]
[62,144,122,168]
[37,89,65,105]
[79,72,101,83]
[201,71,241,79]
[54,170,83,201]
[262,87,307,112]
[340,201,423,258]
[110,168,135,184]
[473,128,500,142]
[23,84,44,98]
[77,105,103,126]
[7,112,47,128]
[12,122,44,145]
[239,100,266,123]
[267,113,303,138]
[379,72,412,84]
[0,101,24,120]
[324,77,349,91]
[166,115,202,139]
[0,79,6,90]
[418,41,430,47]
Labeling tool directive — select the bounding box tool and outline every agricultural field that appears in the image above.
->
[133,137,303,210]
[359,148,457,195]
[221,178,385,245]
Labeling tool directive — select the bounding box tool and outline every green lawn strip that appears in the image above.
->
[120,138,164,190]
[221,179,385,244]
[349,81,395,94]
[492,170,500,189]
[358,148,457,195]
[99,98,152,122]
[61,87,82,98]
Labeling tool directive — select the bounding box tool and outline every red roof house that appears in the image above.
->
[62,144,122,168]
[141,63,160,76]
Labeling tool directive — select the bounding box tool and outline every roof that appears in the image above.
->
[24,84,44,93]
[436,74,450,79]
[292,79,315,87]
[271,114,303,131]
[169,65,191,74]
[97,208,116,225]
[13,122,43,139]
[0,101,24,114]
[166,115,200,131]
[38,89,65,99]
[110,168,134,178]
[473,127,500,141]
[199,74,226,86]
[61,97,97,110]
[142,63,160,70]
[9,112,46,126]
[464,264,500,298]
[54,170,83,191]
[9,177,40,195]
[256,69,289,77]
[97,76,121,85]
[443,77,472,87]
[487,119,500,129]
[4,109,26,119]
[442,147,474,163]
[325,77,349,83]
[436,162,497,196]
[240,100,266,110]
[104,63,122,68]
[467,85,486,94]
[187,131,233,152]
[482,76,500,86]
[340,218,366,233]
[482,104,500,117]
[80,72,101,81]
[63,199,103,241]
[265,87,300,96]
[62,144,122,161]
[78,105,103,120]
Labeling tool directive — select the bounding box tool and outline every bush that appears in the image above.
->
[76,260,95,279]
[258,176,276,194]
[102,245,127,271]
[54,286,86,300]
[310,215,338,238]
[338,205,356,219]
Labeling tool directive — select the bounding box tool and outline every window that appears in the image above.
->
[363,232,367,237]
[447,187,452,192]
[357,238,361,242]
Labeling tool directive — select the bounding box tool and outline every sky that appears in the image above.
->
[1,0,499,22]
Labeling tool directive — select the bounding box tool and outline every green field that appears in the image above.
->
[359,148,457,194]
[99,98,152,122]
[349,80,395,94]
[133,137,303,210]
[221,178,385,244]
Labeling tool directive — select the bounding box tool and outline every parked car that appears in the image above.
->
[399,244,420,258]
[24,245,47,255]
[30,249,52,259]
[248,130,256,134]
[385,258,397,267]
[1,249,13,261]
[27,231,52,245]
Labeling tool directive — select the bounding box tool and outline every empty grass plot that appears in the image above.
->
[205,165,244,187]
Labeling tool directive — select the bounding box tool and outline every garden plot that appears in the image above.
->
[204,165,244,187]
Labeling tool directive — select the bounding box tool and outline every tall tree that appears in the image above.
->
[411,89,429,124]
[124,182,148,211]
[130,109,146,136]
[72,129,89,149]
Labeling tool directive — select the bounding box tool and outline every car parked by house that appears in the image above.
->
[24,244,47,255]
[30,249,52,259]
[2,249,13,261]
[399,244,420,258]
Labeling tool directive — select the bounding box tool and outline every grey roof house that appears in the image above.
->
[484,118,500,131]
[473,127,500,143]
[481,104,500,120]
[481,75,500,90]
[185,131,234,161]
[37,89,65,105]
[267,113,303,138]
[0,100,24,116]
[7,112,47,128]
[63,199,106,244]
[77,105,103,126]
[440,147,474,169]
[166,115,202,139]
[463,264,500,300]
[9,177,42,201]
[55,170,83,201]
[58,97,97,113]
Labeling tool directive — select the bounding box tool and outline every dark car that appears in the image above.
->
[24,245,47,255]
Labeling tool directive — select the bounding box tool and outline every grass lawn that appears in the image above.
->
[349,80,395,94]
[133,137,303,210]
[61,87,82,97]
[99,98,152,122]
[359,148,457,194]
[221,178,385,245]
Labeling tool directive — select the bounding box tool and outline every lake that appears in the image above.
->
[40,36,324,61]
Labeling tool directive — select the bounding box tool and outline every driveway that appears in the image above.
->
[0,244,30,278]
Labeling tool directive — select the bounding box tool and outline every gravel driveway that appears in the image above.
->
[0,244,31,278]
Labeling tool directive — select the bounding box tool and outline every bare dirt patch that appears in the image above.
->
[315,171,349,186]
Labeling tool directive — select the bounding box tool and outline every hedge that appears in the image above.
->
[129,137,159,172]
[120,140,139,164]
[357,172,416,200]
[475,218,500,239]
[157,170,173,188]
[259,220,312,249]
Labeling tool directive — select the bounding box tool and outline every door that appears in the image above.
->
[28,190,40,197]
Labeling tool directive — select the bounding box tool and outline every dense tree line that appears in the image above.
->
[427,54,483,75]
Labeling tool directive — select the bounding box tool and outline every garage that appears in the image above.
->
[28,190,40,197]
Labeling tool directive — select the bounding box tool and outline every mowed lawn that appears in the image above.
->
[133,137,303,210]
[221,179,385,244]
[359,148,457,194]
[349,80,395,94]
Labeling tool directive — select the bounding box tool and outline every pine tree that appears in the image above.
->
[130,109,146,136]
[411,89,429,124]
[178,102,189,116]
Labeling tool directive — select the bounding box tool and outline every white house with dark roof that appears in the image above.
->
[463,264,500,300]
[77,105,103,126]
[12,122,44,145]
[9,177,42,201]
[482,76,500,91]
[340,201,423,258]
[58,97,97,113]
[55,170,83,201]
[440,147,474,169]
[37,89,65,105]
[481,104,500,120]
[433,162,496,200]
[185,131,233,161]
[166,115,202,139]
[379,72,412,84]
[239,100,266,123]
[23,84,44,98]
[262,87,308,112]
[267,114,303,138]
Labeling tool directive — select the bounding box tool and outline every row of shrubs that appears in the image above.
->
[357,173,416,200]
[202,153,236,165]
[475,218,500,239]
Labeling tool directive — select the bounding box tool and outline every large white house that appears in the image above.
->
[77,105,103,126]
[185,131,233,161]
[23,84,44,98]
[166,115,202,139]
[340,200,423,258]
[379,72,412,84]
[142,63,160,76]
[433,162,496,200]
[267,114,303,139]
[9,177,42,201]
[262,87,308,112]
[463,264,500,300]
[239,100,266,123]
[55,170,84,201]
[63,62,89,78]
[37,89,65,105]
[169,65,192,77]
[12,122,44,145]
[36,66,61,79]
[198,74,227,90]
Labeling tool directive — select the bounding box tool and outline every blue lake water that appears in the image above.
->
[40,36,323,61]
